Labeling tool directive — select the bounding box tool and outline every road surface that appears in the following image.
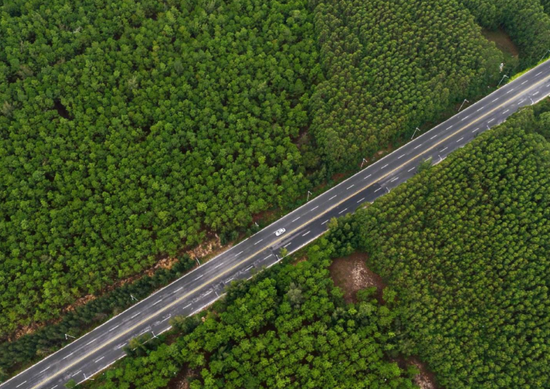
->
[3,60,550,389]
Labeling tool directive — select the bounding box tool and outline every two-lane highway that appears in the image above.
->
[3,59,550,389]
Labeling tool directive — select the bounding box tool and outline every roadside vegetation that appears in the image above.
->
[3,0,550,383]
[0,256,196,382]
[308,0,503,174]
[0,0,319,336]
[80,100,550,389]
[83,248,418,389]
[327,107,550,388]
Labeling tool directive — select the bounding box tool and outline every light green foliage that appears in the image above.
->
[458,0,550,64]
[309,0,502,173]
[328,110,550,388]
[88,248,417,389]
[0,0,319,334]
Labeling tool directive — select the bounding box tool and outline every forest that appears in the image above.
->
[0,0,514,341]
[328,108,550,388]
[82,247,418,389]
[308,0,503,173]
[78,103,550,389]
[0,0,319,336]
[458,0,550,64]
[3,0,550,378]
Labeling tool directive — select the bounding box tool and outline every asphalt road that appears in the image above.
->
[3,60,550,389]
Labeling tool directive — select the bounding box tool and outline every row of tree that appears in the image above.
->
[307,0,504,173]
[328,106,550,388]
[0,256,195,382]
[83,248,418,389]
[0,0,319,335]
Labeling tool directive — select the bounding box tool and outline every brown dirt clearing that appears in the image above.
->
[410,357,440,389]
[8,235,228,342]
[482,28,519,58]
[394,356,441,389]
[167,366,194,389]
[329,252,386,304]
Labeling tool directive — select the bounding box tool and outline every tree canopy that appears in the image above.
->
[0,0,319,335]
[328,106,550,388]
[84,248,417,389]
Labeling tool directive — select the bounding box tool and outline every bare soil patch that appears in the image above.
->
[393,356,440,389]
[482,28,519,58]
[167,366,194,389]
[410,357,440,389]
[9,235,228,341]
[329,252,386,304]
[252,208,278,226]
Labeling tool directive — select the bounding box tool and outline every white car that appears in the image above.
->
[275,228,286,236]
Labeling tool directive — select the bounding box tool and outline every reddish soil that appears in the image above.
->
[9,235,228,342]
[331,172,347,182]
[329,252,386,304]
[252,208,278,225]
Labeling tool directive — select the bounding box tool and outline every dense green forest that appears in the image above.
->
[307,0,502,173]
[0,0,319,336]
[77,104,550,389]
[83,248,417,389]
[458,0,550,64]
[0,0,510,338]
[0,256,195,382]
[328,108,550,388]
